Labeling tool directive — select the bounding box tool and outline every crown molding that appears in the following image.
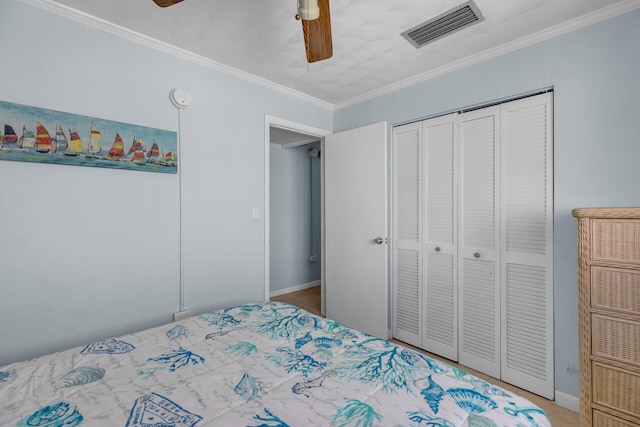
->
[18,0,640,111]
[18,0,334,111]
[334,0,640,110]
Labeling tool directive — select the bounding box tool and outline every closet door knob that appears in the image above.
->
[374,237,384,244]
[474,252,481,258]
[435,247,441,252]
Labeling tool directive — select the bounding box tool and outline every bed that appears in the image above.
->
[0,301,551,426]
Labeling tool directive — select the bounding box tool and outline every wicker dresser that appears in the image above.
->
[572,208,640,427]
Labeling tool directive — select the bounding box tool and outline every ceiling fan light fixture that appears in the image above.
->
[298,0,320,20]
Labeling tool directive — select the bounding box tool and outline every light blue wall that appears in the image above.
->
[334,9,640,398]
[0,0,331,366]
[270,142,322,292]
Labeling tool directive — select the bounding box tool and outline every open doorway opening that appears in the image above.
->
[270,136,321,294]
[264,116,331,315]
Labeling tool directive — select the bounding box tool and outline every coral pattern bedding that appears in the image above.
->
[0,302,551,426]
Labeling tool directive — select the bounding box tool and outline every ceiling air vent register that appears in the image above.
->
[402,0,484,48]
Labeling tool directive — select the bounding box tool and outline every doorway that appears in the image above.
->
[264,117,389,337]
[270,139,321,295]
[264,116,331,314]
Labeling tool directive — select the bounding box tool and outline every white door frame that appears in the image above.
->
[264,115,332,308]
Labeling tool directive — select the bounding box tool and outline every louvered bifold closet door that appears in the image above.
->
[392,123,423,347]
[458,106,501,378]
[500,93,554,398]
[423,114,458,361]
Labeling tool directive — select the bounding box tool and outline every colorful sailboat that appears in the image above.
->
[164,151,177,166]
[54,125,68,152]
[146,140,165,163]
[108,133,125,158]
[128,137,146,164]
[2,125,18,149]
[35,122,53,153]
[18,125,36,150]
[86,123,102,157]
[65,127,84,156]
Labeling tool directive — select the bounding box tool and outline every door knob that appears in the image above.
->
[435,247,441,252]
[374,237,385,244]
[474,252,481,258]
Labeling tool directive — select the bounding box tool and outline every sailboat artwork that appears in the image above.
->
[36,122,53,153]
[128,137,146,164]
[0,99,177,173]
[65,128,84,156]
[1,124,18,150]
[146,140,165,164]
[107,133,125,159]
[54,125,68,152]
[18,125,36,150]
[86,123,102,158]
[164,151,176,166]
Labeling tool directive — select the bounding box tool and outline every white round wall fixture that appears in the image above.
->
[170,88,192,109]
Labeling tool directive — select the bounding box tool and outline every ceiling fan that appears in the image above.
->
[151,0,333,63]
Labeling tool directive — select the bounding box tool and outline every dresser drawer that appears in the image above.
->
[593,362,640,418]
[591,267,640,315]
[592,314,640,367]
[594,409,640,427]
[592,219,640,264]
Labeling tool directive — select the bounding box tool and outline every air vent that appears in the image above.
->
[402,1,484,48]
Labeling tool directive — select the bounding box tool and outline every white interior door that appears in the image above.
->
[458,107,501,378]
[423,114,459,361]
[392,122,423,347]
[500,93,554,398]
[324,121,388,339]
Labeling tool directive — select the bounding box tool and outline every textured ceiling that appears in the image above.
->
[40,0,638,105]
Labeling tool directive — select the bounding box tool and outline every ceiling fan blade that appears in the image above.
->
[152,0,184,7]
[301,0,333,63]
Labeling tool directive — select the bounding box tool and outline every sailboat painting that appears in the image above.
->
[0,99,177,173]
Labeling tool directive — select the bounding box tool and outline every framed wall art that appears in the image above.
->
[0,100,177,174]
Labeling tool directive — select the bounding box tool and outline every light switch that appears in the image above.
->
[252,207,260,220]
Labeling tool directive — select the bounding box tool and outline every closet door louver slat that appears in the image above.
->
[505,264,548,379]
[393,123,423,347]
[426,119,456,245]
[461,259,499,375]
[460,113,497,251]
[395,249,420,334]
[425,252,456,348]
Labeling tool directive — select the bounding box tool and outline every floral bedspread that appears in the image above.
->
[0,302,551,426]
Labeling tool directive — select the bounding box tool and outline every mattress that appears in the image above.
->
[0,301,551,426]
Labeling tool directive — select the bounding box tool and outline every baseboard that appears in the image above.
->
[554,390,579,413]
[270,280,320,297]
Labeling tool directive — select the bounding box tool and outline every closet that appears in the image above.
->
[392,92,554,398]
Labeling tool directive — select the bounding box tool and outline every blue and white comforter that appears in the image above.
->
[0,302,551,426]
